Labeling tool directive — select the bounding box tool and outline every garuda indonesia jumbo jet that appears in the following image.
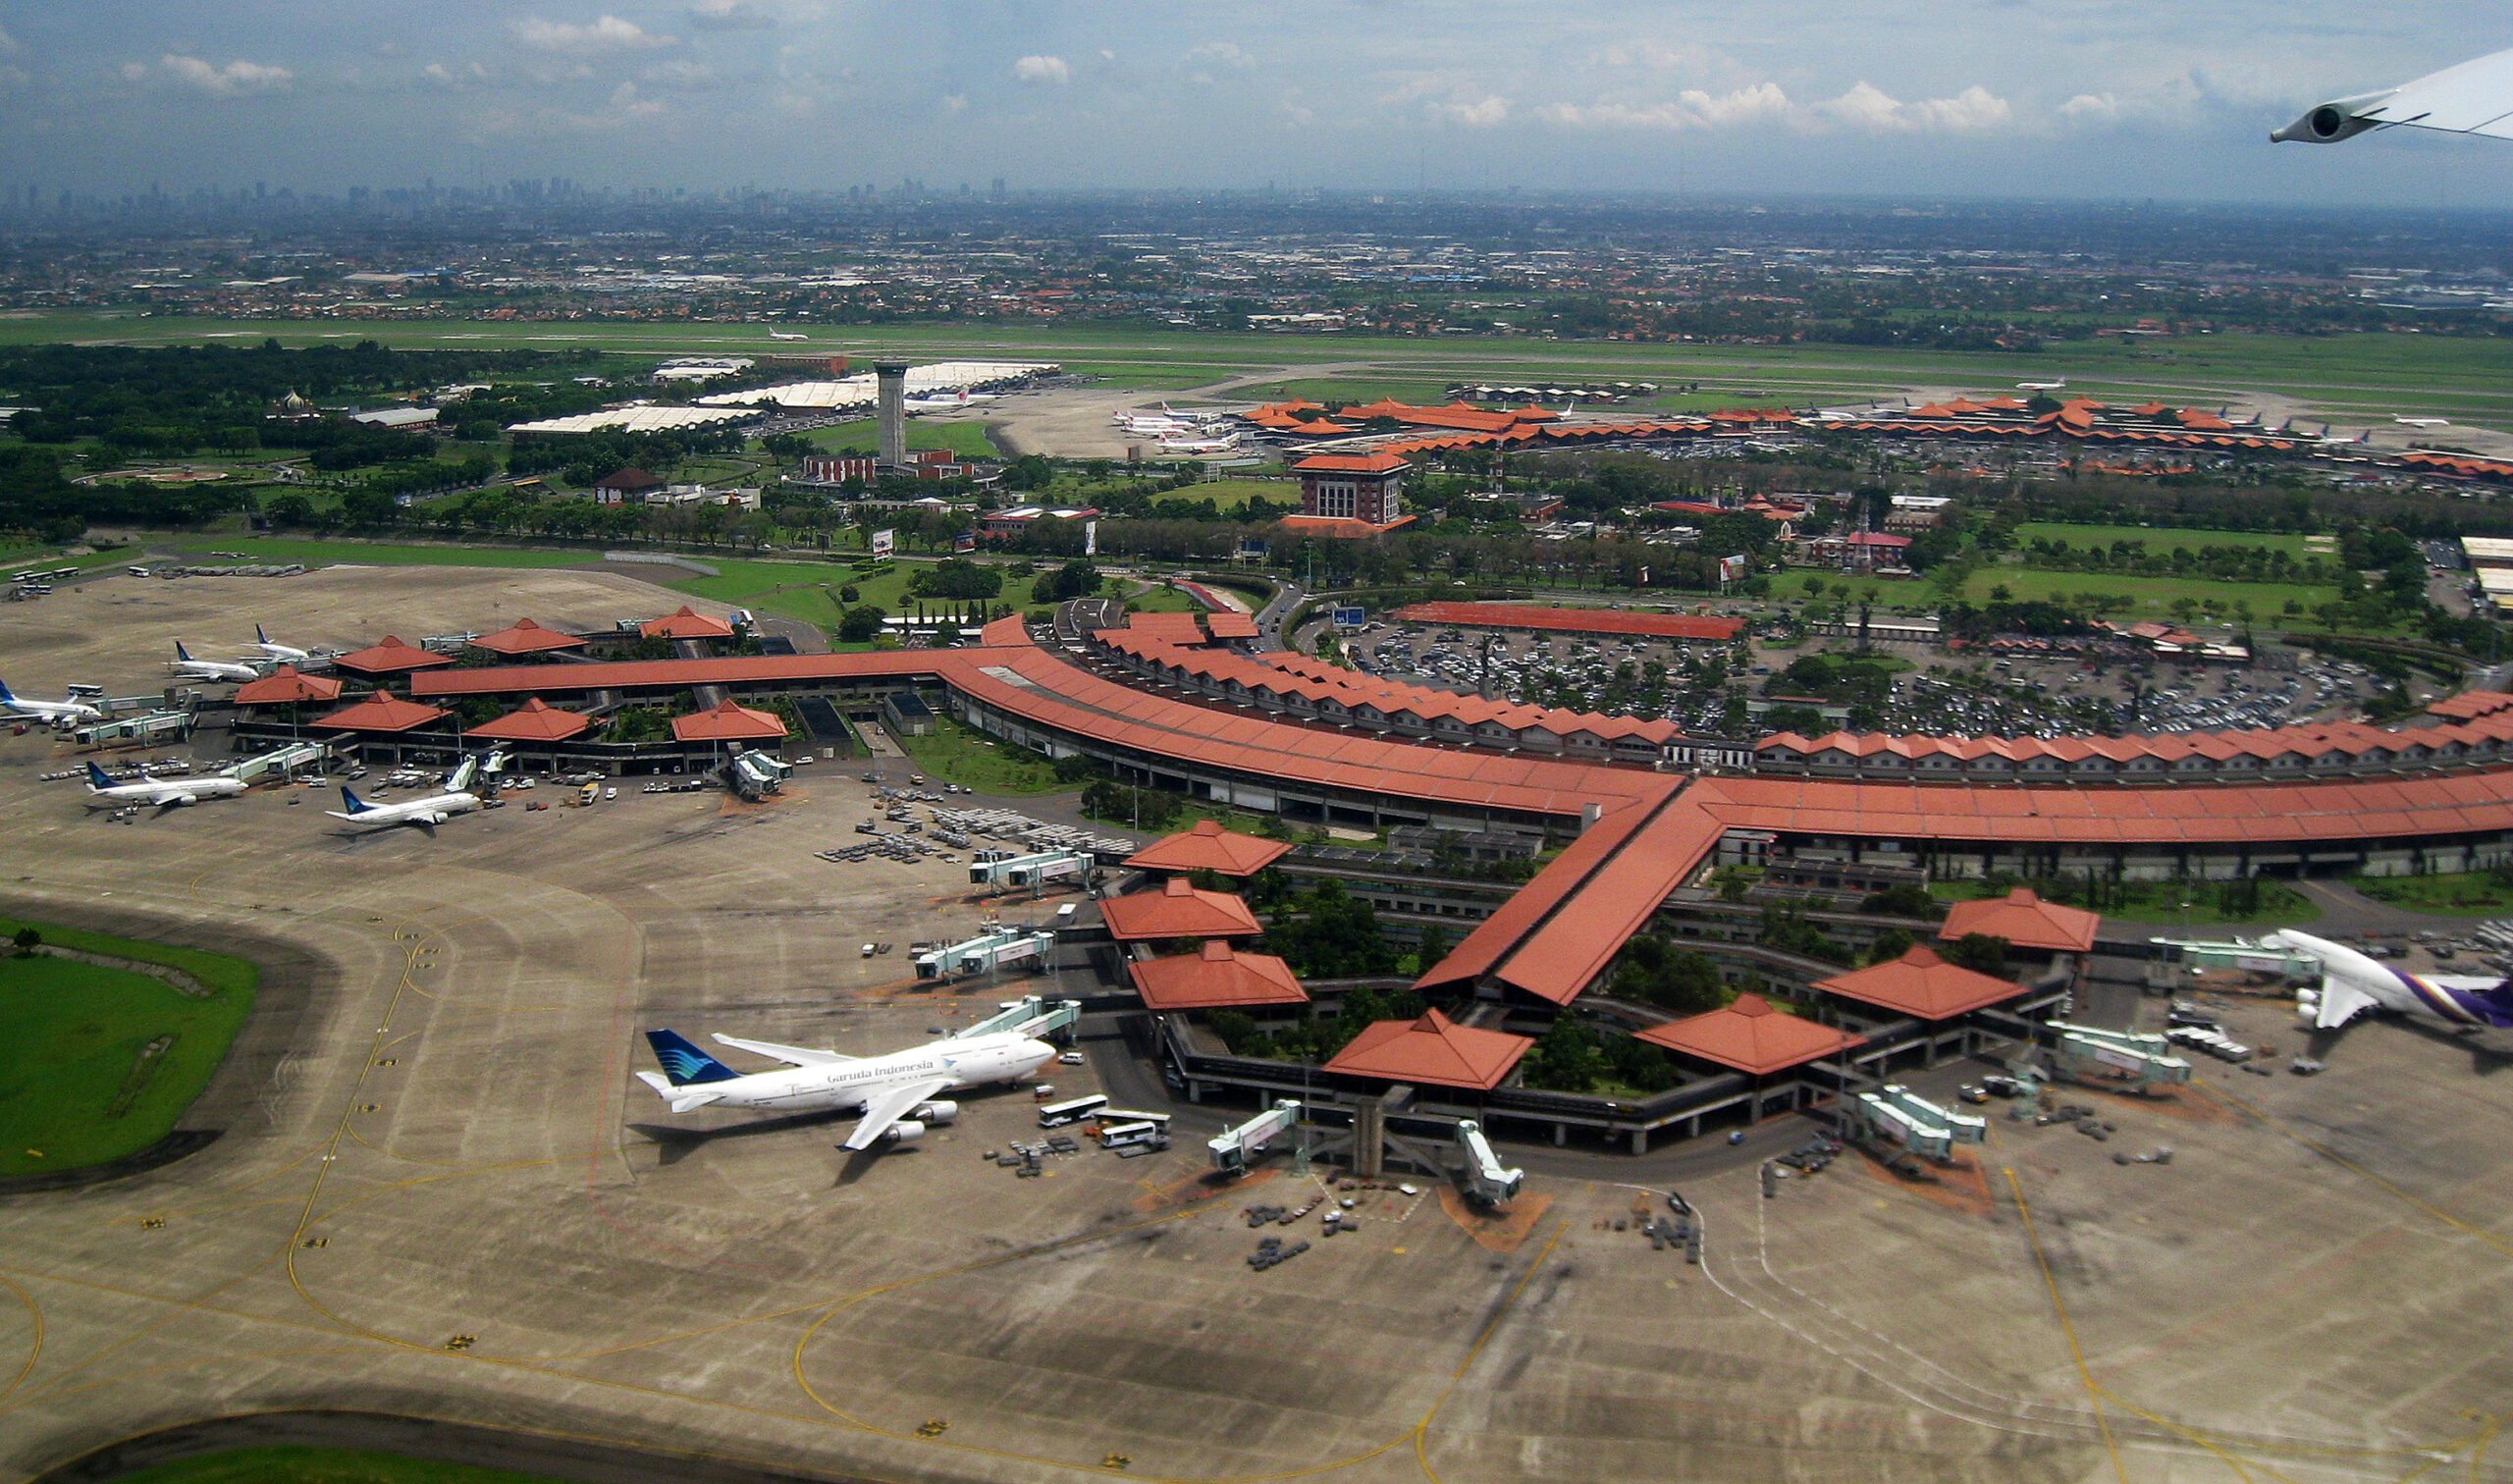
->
[637,1026,1056,1151]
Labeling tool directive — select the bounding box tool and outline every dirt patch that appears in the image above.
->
[1853,1145,1997,1217]
[1134,1165,1276,1213]
[1437,1187,1554,1251]
[2074,1081,2249,1128]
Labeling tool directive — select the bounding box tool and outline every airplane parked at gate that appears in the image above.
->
[0,679,104,727]
[246,624,313,663]
[324,761,482,832]
[82,761,245,811]
[904,389,996,414]
[167,642,259,685]
[2270,928,2513,1032]
[636,1025,1057,1150]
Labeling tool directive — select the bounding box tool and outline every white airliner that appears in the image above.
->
[2274,46,2513,145]
[2268,928,2513,1032]
[324,764,482,832]
[904,390,995,414]
[2016,379,2068,392]
[0,679,104,727]
[637,1026,1057,1150]
[1159,434,1242,455]
[247,624,313,663]
[768,331,810,342]
[81,760,244,810]
[167,642,259,684]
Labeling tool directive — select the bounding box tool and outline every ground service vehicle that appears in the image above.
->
[1038,1094,1109,1128]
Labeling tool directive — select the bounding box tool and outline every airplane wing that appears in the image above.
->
[2275,46,2513,143]
[839,1077,952,1151]
[2427,975,2510,994]
[2315,978,2381,1030]
[709,1033,853,1067]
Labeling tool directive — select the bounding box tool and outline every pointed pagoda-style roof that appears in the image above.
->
[1127,940,1310,1011]
[232,664,342,708]
[464,697,591,743]
[1123,819,1293,877]
[1097,876,1261,941]
[1812,946,2027,1023]
[1634,993,1866,1077]
[469,617,589,657]
[1939,887,2100,954]
[668,698,787,742]
[640,605,736,641]
[332,635,455,676]
[1322,1008,1531,1091]
[314,690,449,734]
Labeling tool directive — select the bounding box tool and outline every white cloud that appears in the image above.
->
[689,0,775,30]
[1542,82,1793,132]
[1012,54,1069,85]
[2061,91,2121,122]
[609,80,664,116]
[1438,95,1511,128]
[1817,80,2010,132]
[1187,42,1252,72]
[512,16,674,54]
[159,54,294,95]
[120,61,146,81]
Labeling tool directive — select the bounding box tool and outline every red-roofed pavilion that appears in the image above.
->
[1635,993,1865,1077]
[1128,941,1310,1012]
[1812,946,2025,1023]
[1123,819,1292,877]
[469,617,588,657]
[641,605,736,642]
[466,697,592,744]
[233,664,342,708]
[333,636,454,677]
[1099,877,1261,941]
[1940,887,2099,954]
[669,699,787,743]
[315,691,448,735]
[1322,1009,1530,1092]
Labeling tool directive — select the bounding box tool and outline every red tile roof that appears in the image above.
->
[1812,946,2026,1022]
[1117,611,1208,646]
[1939,887,2100,953]
[232,664,341,707]
[669,698,787,742]
[465,697,592,743]
[1285,419,1356,436]
[1322,1009,1531,1091]
[1205,611,1261,641]
[1127,941,1310,1011]
[2428,690,2513,721]
[333,635,455,675]
[1635,993,1866,1076]
[642,605,737,641]
[1123,819,1293,876]
[1292,451,1410,474]
[1394,602,1743,643]
[470,617,588,656]
[1098,876,1262,941]
[315,690,449,733]
[1276,514,1415,538]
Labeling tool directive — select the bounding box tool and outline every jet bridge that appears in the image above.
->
[1850,1084,1986,1164]
[968,849,1091,890]
[1455,1120,1524,1207]
[914,928,1055,981]
[953,993,1082,1043]
[1208,1100,1302,1176]
[230,741,330,783]
[2049,1022,2192,1095]
[2147,935,2320,988]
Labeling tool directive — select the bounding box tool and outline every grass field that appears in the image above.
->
[152,536,601,570]
[802,418,998,459]
[0,916,259,1178]
[115,1445,561,1484]
[891,716,1072,796]
[2348,872,2513,916]
[1121,582,1203,613]
[1959,564,2335,621]
[647,554,920,632]
[2011,522,2328,558]
[10,314,2506,422]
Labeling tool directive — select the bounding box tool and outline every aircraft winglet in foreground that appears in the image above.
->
[2274,46,2513,144]
[82,761,244,810]
[2267,928,2513,1032]
[636,1026,1056,1150]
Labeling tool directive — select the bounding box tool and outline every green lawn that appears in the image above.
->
[801,418,998,459]
[0,917,259,1177]
[1123,583,1203,613]
[114,1446,562,1484]
[1959,565,2336,623]
[891,716,1073,796]
[2012,523,2326,558]
[150,536,600,570]
[2349,872,2513,916]
[650,555,916,632]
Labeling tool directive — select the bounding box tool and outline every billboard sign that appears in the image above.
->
[871,528,895,557]
[1332,606,1367,630]
[1084,520,1098,556]
[1718,554,1749,585]
[953,531,977,554]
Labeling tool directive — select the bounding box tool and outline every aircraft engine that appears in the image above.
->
[2272,92,2391,145]
[420,810,449,824]
[165,793,195,808]
[909,1100,958,1126]
[879,1120,926,1144]
[2296,986,2321,1021]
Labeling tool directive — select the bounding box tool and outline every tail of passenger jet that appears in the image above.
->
[0,678,15,703]
[338,786,376,815]
[85,762,115,791]
[645,1030,741,1086]
[256,622,272,646]
[175,640,195,662]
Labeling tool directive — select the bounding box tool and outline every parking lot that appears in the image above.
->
[6,569,2513,1484]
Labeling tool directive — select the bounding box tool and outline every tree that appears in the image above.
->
[1859,883,1944,921]
[1866,928,1915,964]
[265,493,317,529]
[12,927,39,956]
[1941,932,2011,978]
[837,605,887,644]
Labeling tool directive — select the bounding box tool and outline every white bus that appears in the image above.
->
[1096,1120,1168,1149]
[1096,1109,1172,1132]
[1037,1093,1110,1129]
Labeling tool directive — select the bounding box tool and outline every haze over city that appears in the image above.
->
[0,2,2509,205]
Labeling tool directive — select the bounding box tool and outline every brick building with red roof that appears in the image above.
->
[1293,450,1407,527]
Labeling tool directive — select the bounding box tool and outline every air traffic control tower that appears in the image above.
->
[875,362,909,470]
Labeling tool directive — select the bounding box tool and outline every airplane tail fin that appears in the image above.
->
[175,640,194,662]
[339,786,373,815]
[256,622,270,645]
[85,762,114,790]
[645,1030,741,1086]
[0,677,14,702]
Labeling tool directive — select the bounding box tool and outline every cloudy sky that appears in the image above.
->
[0,2,2506,206]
